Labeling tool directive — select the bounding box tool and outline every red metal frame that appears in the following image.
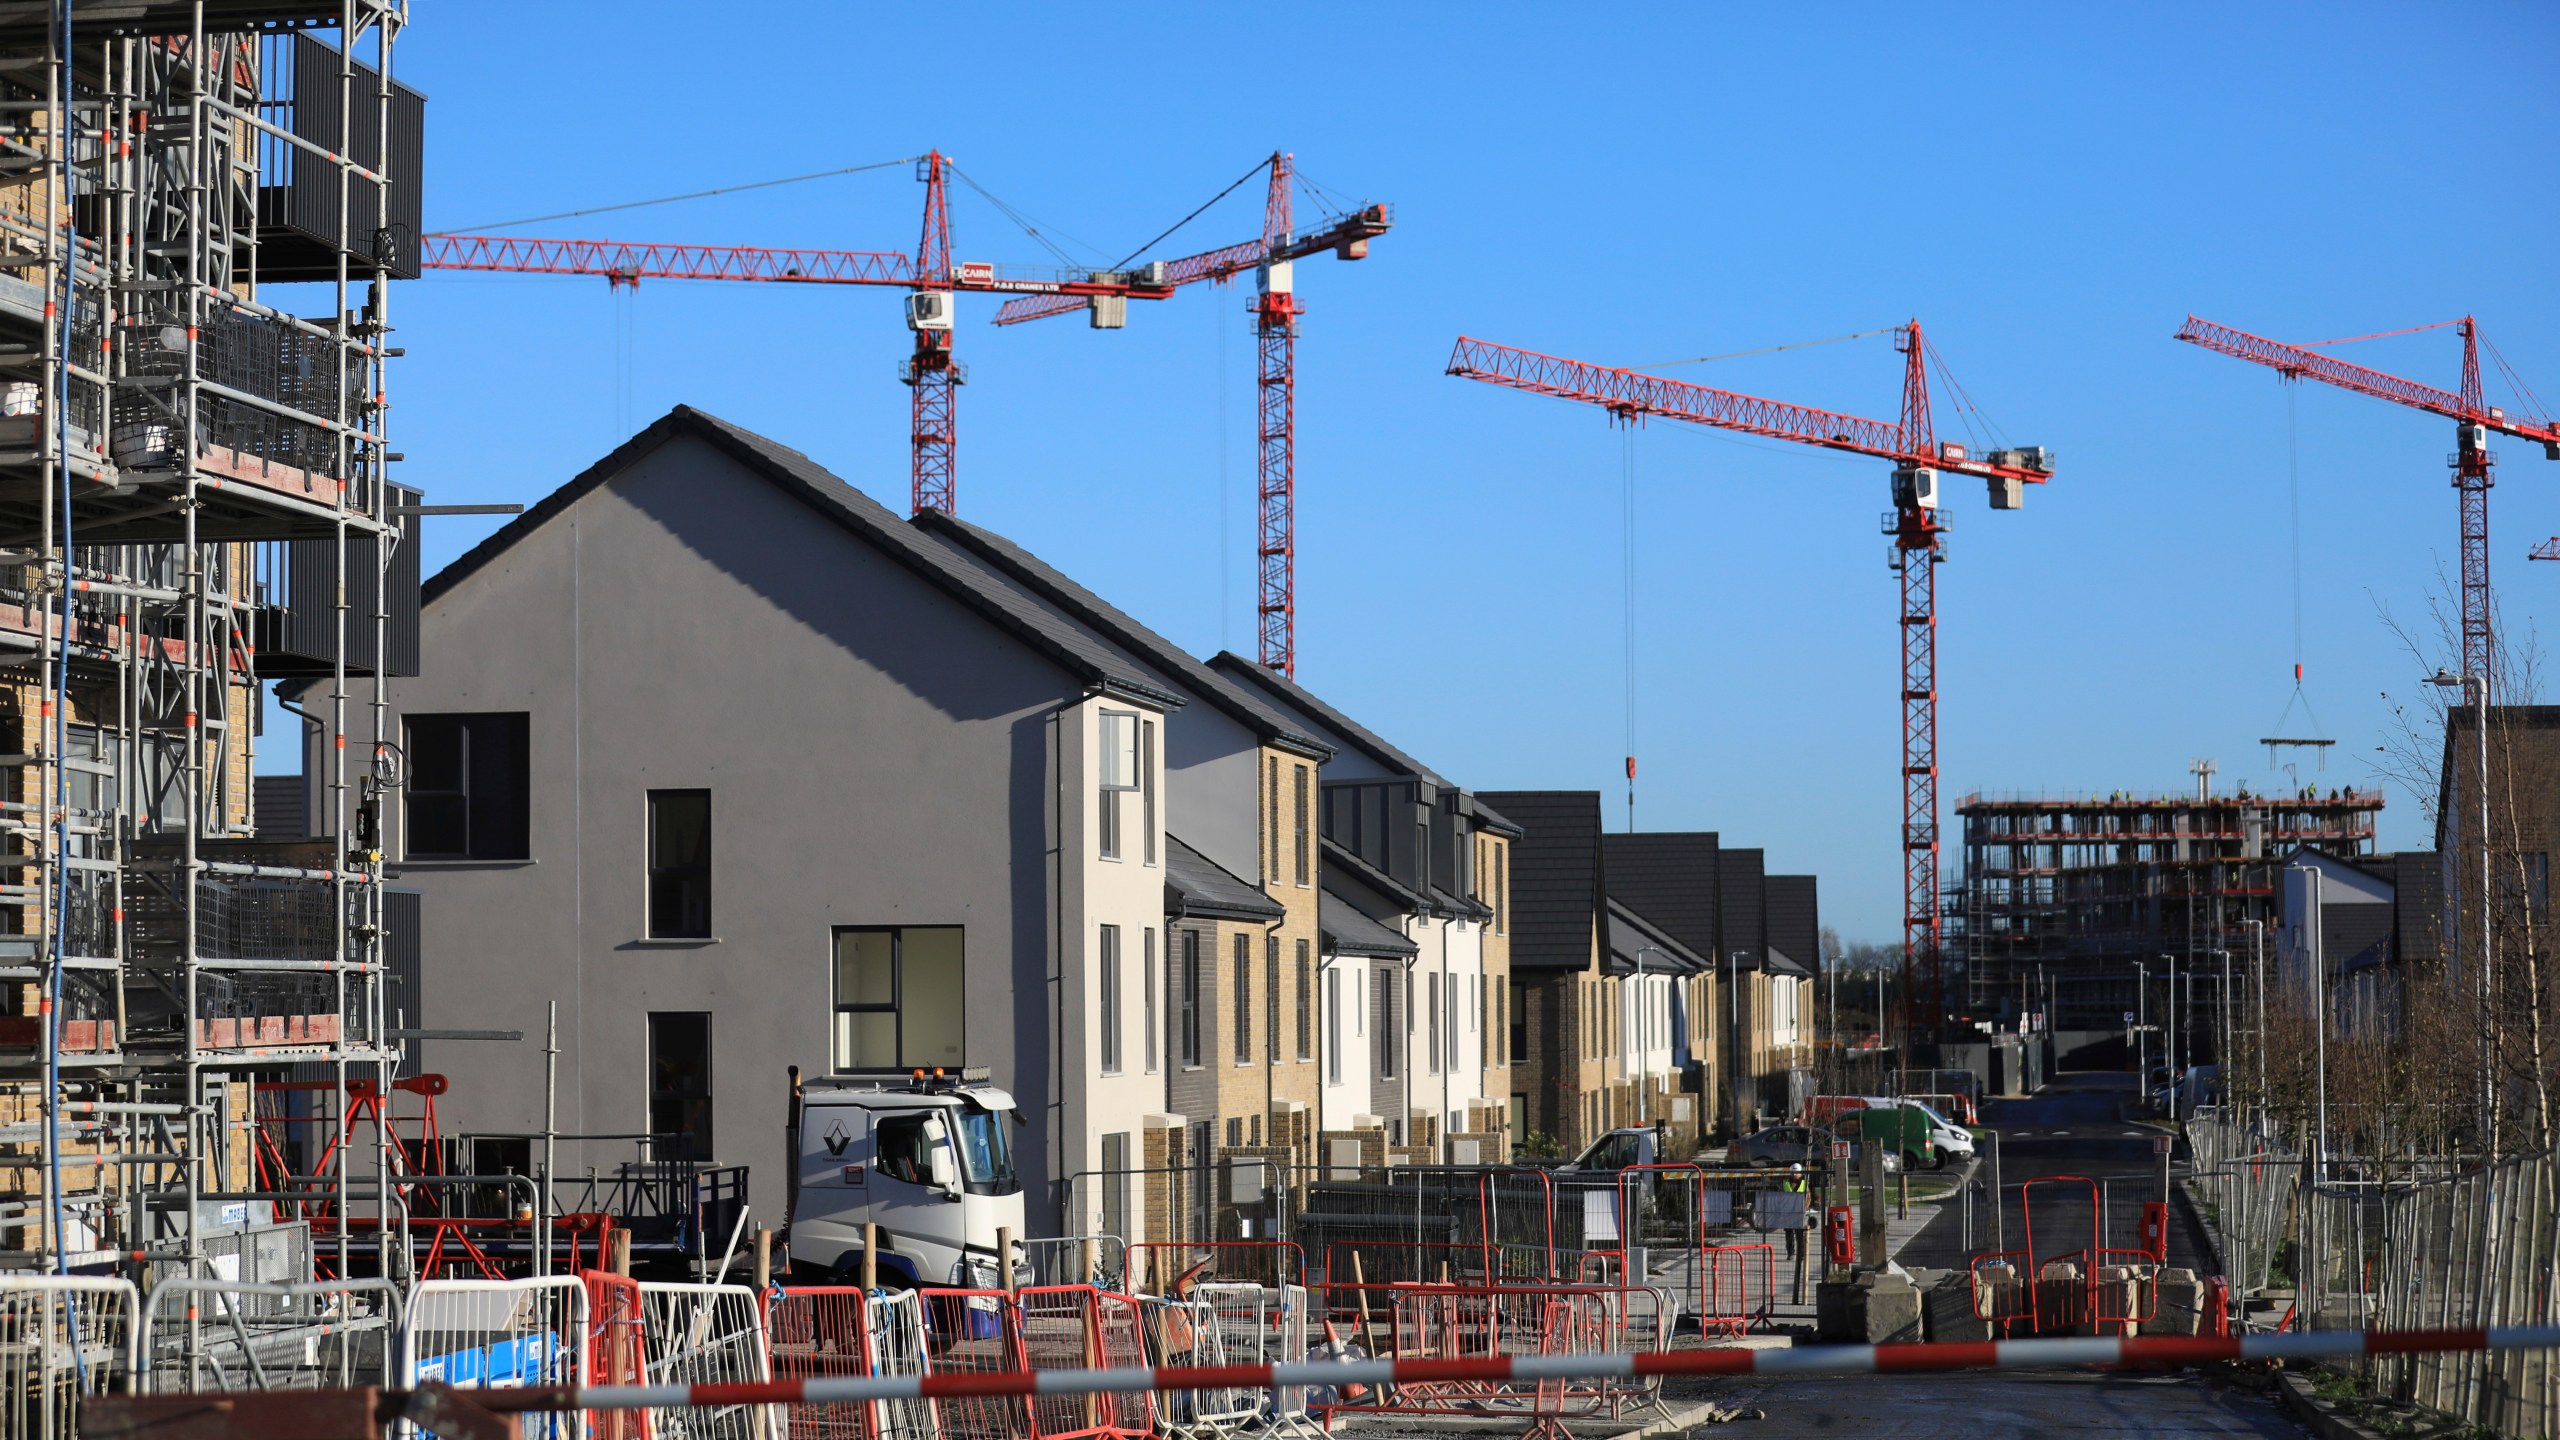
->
[583,1269,650,1440]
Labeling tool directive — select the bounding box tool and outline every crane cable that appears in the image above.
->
[430,156,919,235]
[1623,425,1639,834]
[2269,381,2328,757]
[1634,325,1901,371]
[1109,157,1273,271]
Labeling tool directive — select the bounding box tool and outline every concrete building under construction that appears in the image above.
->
[1952,780,2383,1033]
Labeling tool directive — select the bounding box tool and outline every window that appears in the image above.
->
[1266,934,1281,1063]
[405,712,529,860]
[648,1013,713,1163]
[1143,928,1158,1073]
[1496,845,1507,934]
[1377,970,1397,1079]
[1295,940,1311,1060]
[1428,972,1442,1073]
[1099,711,1138,861]
[1100,1132,1130,1242]
[1233,935,1252,1065]
[832,926,965,1071]
[1226,1117,1242,1148]
[1326,968,1342,1084]
[1099,924,1123,1074]
[647,789,712,938]
[1267,758,1281,883]
[1141,720,1158,866]
[1181,930,1201,1067]
[875,1114,930,1185]
[1293,765,1310,885]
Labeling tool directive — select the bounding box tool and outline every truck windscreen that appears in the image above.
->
[955,1109,1016,1195]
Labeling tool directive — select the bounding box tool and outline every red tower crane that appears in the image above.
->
[1445,326,2055,1044]
[420,151,1179,517]
[2175,316,2560,699]
[989,153,1392,677]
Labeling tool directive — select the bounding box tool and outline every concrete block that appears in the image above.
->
[1815,1279,1857,1341]
[2150,1267,2205,1337]
[1854,1271,1924,1344]
[1925,1271,1992,1343]
[2036,1261,2084,1335]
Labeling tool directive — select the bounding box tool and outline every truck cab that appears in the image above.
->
[787,1070,1027,1288]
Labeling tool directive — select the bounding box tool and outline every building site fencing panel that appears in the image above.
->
[1194,1283,1316,1437]
[2185,1113,2560,1439]
[1018,1286,1152,1440]
[1310,1283,1672,1437]
[138,1277,399,1394]
[1141,1295,1258,1440]
[766,1286,931,1440]
[916,1288,1032,1440]
[587,1271,649,1440]
[0,1275,137,1440]
[402,1275,589,1439]
[637,1281,776,1440]
[1026,1235,1129,1290]
[1128,1240,1302,1294]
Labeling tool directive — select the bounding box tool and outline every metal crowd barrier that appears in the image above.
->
[0,1275,138,1440]
[138,1276,400,1394]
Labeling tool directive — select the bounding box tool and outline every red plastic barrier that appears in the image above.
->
[583,1270,650,1440]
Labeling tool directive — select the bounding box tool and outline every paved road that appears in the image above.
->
[1895,1073,2210,1276]
[1696,1071,2298,1438]
[1705,1370,2303,1437]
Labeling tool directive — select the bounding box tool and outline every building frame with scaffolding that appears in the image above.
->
[1951,784,2382,1034]
[0,0,416,1289]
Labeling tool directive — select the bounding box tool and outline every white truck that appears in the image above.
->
[784,1067,1029,1288]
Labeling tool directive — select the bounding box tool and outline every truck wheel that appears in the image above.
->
[1925,1150,1947,1171]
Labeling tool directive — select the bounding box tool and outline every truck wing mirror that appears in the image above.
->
[929,1145,957,1194]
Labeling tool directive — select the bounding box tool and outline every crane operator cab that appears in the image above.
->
[786,1068,1028,1289]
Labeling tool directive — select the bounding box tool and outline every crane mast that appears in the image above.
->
[1447,328,2054,1049]
[2176,315,2560,705]
[989,153,1391,678]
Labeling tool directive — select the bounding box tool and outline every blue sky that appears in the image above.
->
[286,3,2560,943]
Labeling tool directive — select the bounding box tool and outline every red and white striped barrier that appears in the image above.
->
[454,1325,2560,1415]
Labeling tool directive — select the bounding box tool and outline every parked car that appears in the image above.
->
[1730,1124,1823,1168]
[1732,1123,1900,1175]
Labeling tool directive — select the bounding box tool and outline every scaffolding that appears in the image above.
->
[0,0,414,1289]
[1951,785,2382,1031]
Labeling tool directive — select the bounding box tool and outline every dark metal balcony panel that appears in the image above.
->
[252,481,420,677]
[254,31,425,281]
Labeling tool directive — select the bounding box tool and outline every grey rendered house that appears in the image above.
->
[343,407,1190,1243]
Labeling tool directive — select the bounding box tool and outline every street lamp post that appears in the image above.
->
[2135,960,2149,1103]
[2164,951,2179,1121]
[2244,918,2265,1132]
